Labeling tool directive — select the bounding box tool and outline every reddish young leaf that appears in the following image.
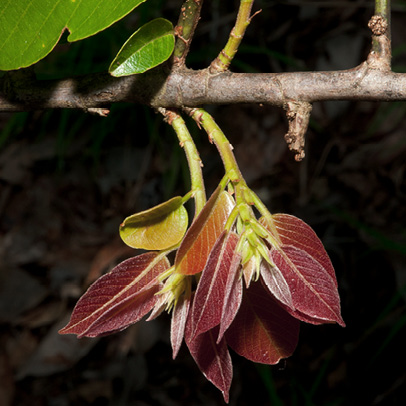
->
[185,319,233,403]
[190,231,241,339]
[171,292,192,359]
[217,251,243,344]
[79,286,160,337]
[59,252,170,337]
[175,187,235,275]
[270,245,345,326]
[226,281,300,364]
[278,305,331,325]
[271,214,338,286]
[261,261,294,310]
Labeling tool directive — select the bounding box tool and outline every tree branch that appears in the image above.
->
[2,61,406,112]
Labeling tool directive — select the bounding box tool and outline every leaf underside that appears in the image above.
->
[271,214,338,286]
[171,292,192,359]
[0,0,147,70]
[226,281,300,364]
[175,187,235,275]
[185,321,232,403]
[270,245,345,326]
[59,252,169,337]
[260,214,345,326]
[190,231,241,339]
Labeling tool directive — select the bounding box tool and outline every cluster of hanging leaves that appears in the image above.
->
[60,184,345,402]
[0,0,174,72]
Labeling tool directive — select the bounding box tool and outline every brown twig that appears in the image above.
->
[3,63,406,112]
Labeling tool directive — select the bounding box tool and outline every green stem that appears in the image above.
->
[189,108,251,225]
[368,0,391,69]
[375,0,390,20]
[163,109,206,215]
[189,108,242,184]
[210,0,256,73]
[189,108,281,246]
[173,0,204,67]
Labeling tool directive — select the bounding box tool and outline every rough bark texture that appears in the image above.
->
[2,62,406,113]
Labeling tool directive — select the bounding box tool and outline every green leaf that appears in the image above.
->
[109,18,175,76]
[0,0,147,70]
[120,196,188,251]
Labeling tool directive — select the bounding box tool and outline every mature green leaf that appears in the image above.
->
[109,18,175,76]
[0,0,147,70]
[120,196,188,251]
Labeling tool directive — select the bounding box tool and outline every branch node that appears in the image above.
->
[366,15,391,71]
[283,101,312,162]
[368,15,388,36]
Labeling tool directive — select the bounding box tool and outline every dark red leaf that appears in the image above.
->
[185,318,233,403]
[271,245,345,326]
[271,214,338,286]
[190,231,241,339]
[217,247,242,343]
[261,261,294,310]
[226,281,300,364]
[59,252,169,337]
[171,292,192,359]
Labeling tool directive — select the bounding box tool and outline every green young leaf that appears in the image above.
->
[120,196,188,251]
[109,18,175,76]
[0,0,147,70]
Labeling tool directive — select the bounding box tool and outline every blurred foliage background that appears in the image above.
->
[1,0,406,405]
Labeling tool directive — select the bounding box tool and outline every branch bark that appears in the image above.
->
[2,61,406,112]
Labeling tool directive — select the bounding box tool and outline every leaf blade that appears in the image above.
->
[271,213,338,286]
[270,245,345,326]
[175,188,235,275]
[190,231,241,339]
[109,18,175,76]
[185,321,233,403]
[120,196,188,250]
[59,252,170,337]
[171,292,192,359]
[226,281,300,365]
[0,0,147,70]
[260,261,294,310]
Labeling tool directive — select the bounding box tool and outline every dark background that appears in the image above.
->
[1,0,406,405]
